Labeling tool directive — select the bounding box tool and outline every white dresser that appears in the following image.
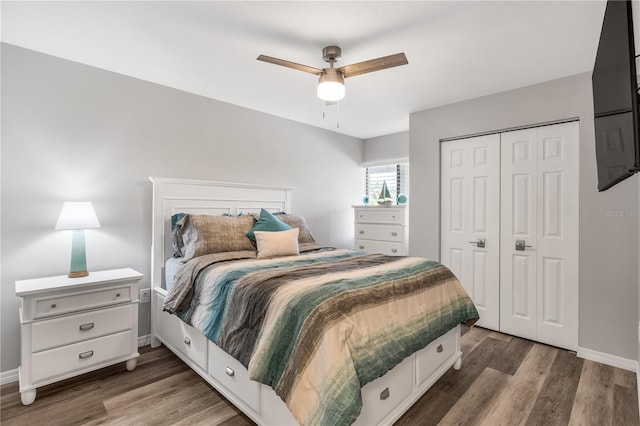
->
[15,268,143,405]
[353,205,408,256]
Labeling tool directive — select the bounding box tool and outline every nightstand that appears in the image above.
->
[353,205,408,256]
[15,268,143,405]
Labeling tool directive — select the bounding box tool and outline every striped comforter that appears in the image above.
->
[163,247,478,425]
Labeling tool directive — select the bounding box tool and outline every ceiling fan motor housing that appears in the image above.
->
[323,46,342,63]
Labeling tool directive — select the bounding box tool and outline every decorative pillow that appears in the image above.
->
[171,213,187,257]
[276,214,317,244]
[254,228,300,259]
[247,208,292,241]
[176,214,256,262]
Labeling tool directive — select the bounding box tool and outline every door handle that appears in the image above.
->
[468,238,486,248]
[515,239,532,251]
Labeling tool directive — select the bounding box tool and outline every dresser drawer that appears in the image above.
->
[34,286,131,319]
[158,305,207,370]
[354,353,414,425]
[355,208,405,225]
[32,305,133,352]
[208,341,260,412]
[355,224,404,242]
[415,327,457,385]
[31,330,133,384]
[355,239,403,256]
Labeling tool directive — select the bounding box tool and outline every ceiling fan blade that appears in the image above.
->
[338,53,408,78]
[257,55,323,75]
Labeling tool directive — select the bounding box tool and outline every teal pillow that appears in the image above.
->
[247,208,292,241]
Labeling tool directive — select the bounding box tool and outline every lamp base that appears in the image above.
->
[68,270,89,278]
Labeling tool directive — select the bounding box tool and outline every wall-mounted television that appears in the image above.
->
[592,0,640,191]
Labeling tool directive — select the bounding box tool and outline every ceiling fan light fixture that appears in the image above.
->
[317,68,345,101]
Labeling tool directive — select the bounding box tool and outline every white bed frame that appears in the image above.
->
[149,177,463,425]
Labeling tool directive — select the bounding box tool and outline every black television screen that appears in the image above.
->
[592,0,640,191]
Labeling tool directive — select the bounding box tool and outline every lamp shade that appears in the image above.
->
[317,68,345,101]
[55,202,101,230]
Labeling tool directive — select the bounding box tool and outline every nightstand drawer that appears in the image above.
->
[34,286,131,319]
[32,304,133,352]
[31,330,133,384]
[355,208,405,225]
[355,239,404,256]
[355,224,403,242]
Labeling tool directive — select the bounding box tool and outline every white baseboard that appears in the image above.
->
[0,335,153,386]
[0,368,18,386]
[577,346,639,372]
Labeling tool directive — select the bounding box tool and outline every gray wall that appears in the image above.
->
[362,131,409,166]
[1,44,364,373]
[410,73,640,361]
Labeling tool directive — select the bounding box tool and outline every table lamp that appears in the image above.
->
[55,202,101,278]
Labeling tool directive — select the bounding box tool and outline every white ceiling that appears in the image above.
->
[1,1,606,139]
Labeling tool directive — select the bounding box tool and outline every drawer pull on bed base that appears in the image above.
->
[380,387,390,400]
[226,367,235,377]
[437,344,444,353]
[78,350,94,359]
[79,322,95,331]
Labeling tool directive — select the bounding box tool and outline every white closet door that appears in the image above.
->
[500,122,579,350]
[441,135,500,330]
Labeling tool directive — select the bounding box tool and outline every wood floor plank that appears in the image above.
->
[487,336,534,376]
[613,383,640,426]
[435,337,506,397]
[525,350,584,426]
[172,400,243,426]
[460,326,491,355]
[395,388,458,426]
[568,360,615,426]
[488,331,513,343]
[437,367,509,426]
[614,367,637,389]
[480,343,558,426]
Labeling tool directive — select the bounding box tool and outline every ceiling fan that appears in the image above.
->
[257,46,408,102]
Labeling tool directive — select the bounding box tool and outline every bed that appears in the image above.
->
[149,177,478,425]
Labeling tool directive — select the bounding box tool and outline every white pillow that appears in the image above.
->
[254,228,300,259]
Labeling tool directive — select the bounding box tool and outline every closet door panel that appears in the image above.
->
[441,135,500,330]
[535,122,579,350]
[500,128,538,340]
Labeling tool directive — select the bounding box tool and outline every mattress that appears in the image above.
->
[164,257,183,292]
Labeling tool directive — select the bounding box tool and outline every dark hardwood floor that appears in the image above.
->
[2,327,638,425]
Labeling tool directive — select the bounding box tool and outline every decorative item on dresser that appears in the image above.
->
[15,268,143,405]
[353,204,408,256]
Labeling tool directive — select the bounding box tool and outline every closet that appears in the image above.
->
[440,121,579,350]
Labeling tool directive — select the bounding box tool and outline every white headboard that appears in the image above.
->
[149,177,292,293]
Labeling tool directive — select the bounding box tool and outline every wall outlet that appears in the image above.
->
[140,288,151,304]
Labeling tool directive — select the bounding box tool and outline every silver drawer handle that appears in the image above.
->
[79,323,95,331]
[437,344,444,353]
[50,303,57,309]
[380,387,390,400]
[391,232,398,236]
[184,337,191,345]
[79,350,94,359]
[391,249,398,253]
[359,245,365,249]
[359,230,365,234]
[226,367,235,377]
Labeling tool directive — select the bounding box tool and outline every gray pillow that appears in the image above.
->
[176,214,256,262]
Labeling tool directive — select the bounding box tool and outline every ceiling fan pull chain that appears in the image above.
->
[336,101,340,129]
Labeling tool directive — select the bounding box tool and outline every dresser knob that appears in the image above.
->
[359,245,365,250]
[391,249,398,253]
[184,337,191,345]
[359,230,365,234]
[79,323,95,331]
[79,350,94,359]
[391,232,398,236]
[115,293,121,298]
[226,367,235,377]
[50,303,57,309]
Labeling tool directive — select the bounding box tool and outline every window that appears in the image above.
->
[365,163,409,203]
